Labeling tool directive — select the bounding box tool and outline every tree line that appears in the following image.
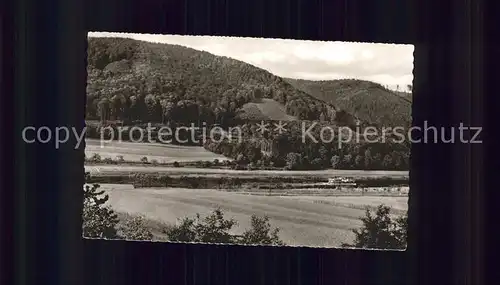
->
[203,121,410,171]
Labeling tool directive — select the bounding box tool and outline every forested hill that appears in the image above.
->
[283,78,412,129]
[86,37,360,128]
[85,37,411,171]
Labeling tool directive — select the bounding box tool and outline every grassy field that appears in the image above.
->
[85,139,230,163]
[99,184,408,247]
[239,98,297,121]
[282,196,408,214]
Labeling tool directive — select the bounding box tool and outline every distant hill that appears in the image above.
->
[86,37,359,128]
[283,78,412,128]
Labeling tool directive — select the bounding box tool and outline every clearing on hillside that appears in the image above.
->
[237,98,297,121]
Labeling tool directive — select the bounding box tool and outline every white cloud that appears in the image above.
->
[361,50,374,60]
[245,51,287,64]
[196,44,228,56]
[292,42,354,65]
[88,32,414,90]
[317,42,355,65]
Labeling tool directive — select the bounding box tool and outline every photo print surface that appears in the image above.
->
[83,32,413,250]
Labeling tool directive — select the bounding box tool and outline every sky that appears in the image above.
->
[89,32,414,91]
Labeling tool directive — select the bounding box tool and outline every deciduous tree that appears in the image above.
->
[342,205,407,249]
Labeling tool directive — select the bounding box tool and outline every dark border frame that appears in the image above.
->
[3,0,484,284]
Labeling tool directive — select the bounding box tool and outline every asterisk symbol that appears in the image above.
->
[256,121,269,134]
[273,121,287,134]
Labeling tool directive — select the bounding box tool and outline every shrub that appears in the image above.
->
[103,157,114,164]
[162,208,285,246]
[239,215,284,246]
[342,205,407,249]
[151,159,159,166]
[189,179,200,188]
[247,162,257,170]
[163,208,237,244]
[173,161,180,167]
[140,156,148,163]
[232,164,246,170]
[116,155,125,163]
[117,214,154,240]
[91,153,102,162]
[82,173,119,239]
[162,218,197,242]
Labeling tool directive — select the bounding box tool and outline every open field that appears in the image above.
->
[282,196,408,214]
[99,184,408,247]
[239,98,297,121]
[85,164,409,179]
[85,139,230,163]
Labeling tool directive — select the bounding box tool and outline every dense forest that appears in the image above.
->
[86,37,411,171]
[203,121,410,171]
[86,37,359,127]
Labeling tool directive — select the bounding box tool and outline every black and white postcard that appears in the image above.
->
[83,32,413,249]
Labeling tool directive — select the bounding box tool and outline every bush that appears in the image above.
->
[140,156,148,163]
[342,205,407,249]
[232,164,246,170]
[117,214,154,240]
[247,162,257,171]
[173,161,180,167]
[162,208,285,246]
[162,218,197,242]
[116,155,125,163]
[240,215,284,246]
[163,208,237,244]
[151,159,159,166]
[103,157,114,164]
[82,173,119,239]
[91,153,102,162]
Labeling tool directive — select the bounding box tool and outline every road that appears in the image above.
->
[85,164,409,178]
[99,184,407,247]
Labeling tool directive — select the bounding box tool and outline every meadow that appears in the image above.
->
[100,184,408,247]
[85,138,229,163]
